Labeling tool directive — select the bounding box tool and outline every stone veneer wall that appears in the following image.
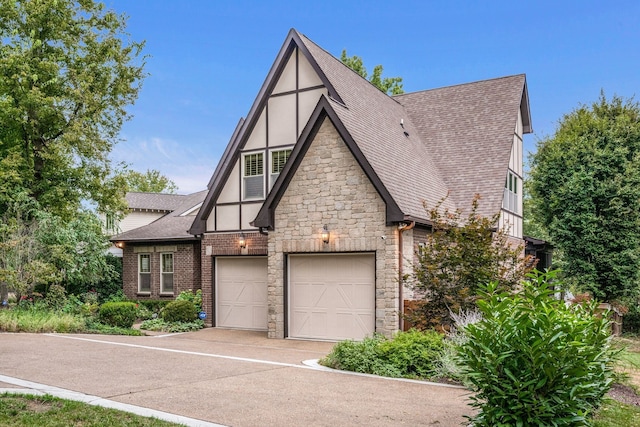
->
[122,242,201,300]
[268,117,401,338]
[200,232,268,327]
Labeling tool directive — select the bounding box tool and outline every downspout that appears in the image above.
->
[397,221,415,332]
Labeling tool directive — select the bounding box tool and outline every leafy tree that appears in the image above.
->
[528,94,640,302]
[121,168,178,194]
[0,0,146,219]
[0,196,115,297]
[406,195,530,330]
[340,50,404,95]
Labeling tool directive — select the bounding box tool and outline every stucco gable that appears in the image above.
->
[252,97,403,229]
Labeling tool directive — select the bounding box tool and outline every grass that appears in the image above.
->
[0,393,181,426]
[0,309,86,333]
[593,399,640,426]
[0,307,142,335]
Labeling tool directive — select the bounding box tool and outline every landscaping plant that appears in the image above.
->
[459,270,617,426]
[320,329,444,379]
[98,302,138,328]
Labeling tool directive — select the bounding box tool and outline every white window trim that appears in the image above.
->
[269,147,292,190]
[242,151,265,200]
[138,253,151,294]
[160,252,174,295]
[503,171,520,214]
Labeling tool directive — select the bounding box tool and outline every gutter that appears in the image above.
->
[397,221,415,332]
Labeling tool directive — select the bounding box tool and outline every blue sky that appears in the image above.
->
[105,0,640,194]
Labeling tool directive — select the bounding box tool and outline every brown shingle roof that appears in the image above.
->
[113,190,207,242]
[395,74,528,218]
[125,192,188,211]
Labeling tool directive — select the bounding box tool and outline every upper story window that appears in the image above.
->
[270,149,292,189]
[243,152,264,200]
[503,171,519,214]
[138,253,151,293]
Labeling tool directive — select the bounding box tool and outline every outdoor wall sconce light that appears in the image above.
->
[321,225,330,244]
[115,241,124,249]
[238,233,246,249]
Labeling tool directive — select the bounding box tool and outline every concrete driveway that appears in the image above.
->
[0,329,473,426]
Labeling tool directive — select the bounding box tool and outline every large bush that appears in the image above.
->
[458,271,616,426]
[161,300,198,323]
[98,302,137,328]
[320,329,444,379]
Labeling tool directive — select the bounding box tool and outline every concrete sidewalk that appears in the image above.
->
[0,329,473,426]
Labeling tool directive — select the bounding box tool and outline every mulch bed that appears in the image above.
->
[608,383,640,406]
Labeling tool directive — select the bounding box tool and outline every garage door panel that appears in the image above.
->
[289,254,375,340]
[216,257,267,330]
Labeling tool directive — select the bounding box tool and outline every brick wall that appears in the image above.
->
[200,232,268,326]
[122,241,201,300]
[269,117,400,338]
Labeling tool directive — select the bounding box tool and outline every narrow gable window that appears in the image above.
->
[243,152,264,200]
[160,253,174,294]
[138,253,151,293]
[503,171,519,213]
[270,149,292,189]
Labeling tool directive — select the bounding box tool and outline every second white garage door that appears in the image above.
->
[216,257,268,330]
[288,254,375,341]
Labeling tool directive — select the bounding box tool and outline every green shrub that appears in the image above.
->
[320,330,445,379]
[161,300,197,323]
[98,302,137,328]
[378,329,444,378]
[136,299,170,313]
[458,270,617,426]
[175,289,202,312]
[139,318,204,333]
[321,334,402,377]
[44,284,67,311]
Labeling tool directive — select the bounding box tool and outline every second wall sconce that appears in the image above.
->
[321,225,330,244]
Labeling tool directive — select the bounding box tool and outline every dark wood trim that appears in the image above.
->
[270,84,325,98]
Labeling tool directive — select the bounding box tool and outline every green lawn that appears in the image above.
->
[0,394,182,426]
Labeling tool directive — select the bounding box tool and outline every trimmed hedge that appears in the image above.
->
[98,302,137,328]
[161,300,198,323]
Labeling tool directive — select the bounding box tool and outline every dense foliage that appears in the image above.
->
[0,0,146,218]
[340,50,404,95]
[459,271,616,426]
[98,301,137,328]
[528,94,640,302]
[161,299,198,323]
[122,168,178,194]
[320,329,444,379]
[406,196,530,330]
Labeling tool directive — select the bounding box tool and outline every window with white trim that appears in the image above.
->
[138,253,151,293]
[270,149,292,189]
[160,253,174,294]
[243,152,264,200]
[503,171,519,213]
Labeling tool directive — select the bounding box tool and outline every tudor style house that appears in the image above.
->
[112,28,531,341]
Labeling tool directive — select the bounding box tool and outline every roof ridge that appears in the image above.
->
[395,73,526,97]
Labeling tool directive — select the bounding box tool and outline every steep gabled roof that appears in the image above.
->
[395,74,531,218]
[191,28,530,233]
[113,190,207,242]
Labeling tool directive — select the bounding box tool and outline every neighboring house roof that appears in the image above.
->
[125,192,188,212]
[192,28,531,233]
[112,190,207,242]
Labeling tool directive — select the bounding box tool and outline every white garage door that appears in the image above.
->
[216,257,268,330]
[289,254,375,341]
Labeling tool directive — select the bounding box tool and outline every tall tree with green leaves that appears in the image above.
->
[122,168,178,194]
[0,0,146,219]
[340,50,404,95]
[528,94,640,302]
